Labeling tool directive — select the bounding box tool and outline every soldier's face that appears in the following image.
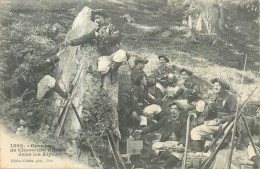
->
[181,71,189,81]
[137,63,145,70]
[170,105,181,120]
[94,14,105,26]
[159,58,167,65]
[213,82,222,94]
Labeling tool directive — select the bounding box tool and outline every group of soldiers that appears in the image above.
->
[127,55,259,168]
[9,8,259,168]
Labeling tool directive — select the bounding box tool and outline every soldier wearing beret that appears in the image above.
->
[191,78,237,151]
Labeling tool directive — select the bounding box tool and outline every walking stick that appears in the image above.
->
[182,113,197,169]
[228,54,248,169]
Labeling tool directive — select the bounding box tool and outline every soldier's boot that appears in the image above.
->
[193,140,204,152]
[52,83,68,98]
[251,155,260,168]
[163,155,181,169]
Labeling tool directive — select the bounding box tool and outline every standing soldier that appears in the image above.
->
[131,57,148,85]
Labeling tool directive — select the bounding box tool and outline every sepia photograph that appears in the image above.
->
[0,0,259,168]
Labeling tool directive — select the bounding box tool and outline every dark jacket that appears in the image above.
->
[95,24,121,56]
[141,114,187,145]
[152,64,174,79]
[130,85,161,115]
[208,91,237,122]
[174,77,200,103]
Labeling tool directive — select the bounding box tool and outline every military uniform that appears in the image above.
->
[131,67,146,85]
[95,24,121,56]
[191,91,237,141]
[141,113,187,162]
[181,77,200,103]
[95,24,128,75]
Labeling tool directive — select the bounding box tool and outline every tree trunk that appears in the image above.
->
[195,0,225,34]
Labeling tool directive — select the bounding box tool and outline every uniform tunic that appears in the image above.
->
[141,114,187,145]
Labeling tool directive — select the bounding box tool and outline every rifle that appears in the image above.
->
[55,66,84,137]
[199,86,258,169]
[206,86,257,151]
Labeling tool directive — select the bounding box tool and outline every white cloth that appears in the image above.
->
[98,56,112,74]
[155,82,165,93]
[152,141,183,160]
[37,75,56,99]
[143,104,162,115]
[98,49,127,74]
[166,86,180,97]
[140,115,147,126]
[247,143,257,160]
[191,122,231,141]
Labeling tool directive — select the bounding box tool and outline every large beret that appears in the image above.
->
[211,78,230,90]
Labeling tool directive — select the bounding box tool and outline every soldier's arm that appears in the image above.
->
[141,116,167,134]
[69,31,96,46]
[131,88,143,115]
[220,96,237,122]
[106,24,121,45]
[179,121,187,145]
[185,81,199,95]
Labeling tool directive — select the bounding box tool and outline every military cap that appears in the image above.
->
[91,9,107,21]
[167,101,183,110]
[211,78,230,90]
[179,68,193,76]
[158,55,169,63]
[134,57,148,65]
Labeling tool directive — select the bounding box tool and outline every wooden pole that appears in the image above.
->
[228,54,248,169]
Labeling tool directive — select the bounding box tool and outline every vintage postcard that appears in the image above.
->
[0,0,259,168]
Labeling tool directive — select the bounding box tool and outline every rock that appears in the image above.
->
[65,6,98,43]
[52,23,66,33]
[120,14,135,23]
[161,30,172,37]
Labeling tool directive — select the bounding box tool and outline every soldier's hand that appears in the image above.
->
[177,143,184,148]
[131,112,139,120]
[133,130,142,135]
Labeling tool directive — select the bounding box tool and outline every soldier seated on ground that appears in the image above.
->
[130,72,161,129]
[152,55,176,98]
[134,102,187,169]
[92,9,128,83]
[156,73,179,104]
[190,78,237,152]
[173,68,200,112]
